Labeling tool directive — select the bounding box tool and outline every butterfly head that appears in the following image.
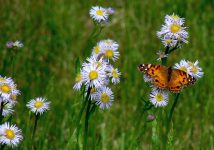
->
[138,64,151,73]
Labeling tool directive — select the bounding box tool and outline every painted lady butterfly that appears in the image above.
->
[138,64,196,93]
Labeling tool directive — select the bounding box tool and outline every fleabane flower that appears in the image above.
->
[0,122,23,147]
[174,59,191,74]
[73,71,83,91]
[0,77,20,102]
[26,97,50,115]
[150,88,168,107]
[82,62,107,88]
[83,56,108,70]
[101,44,120,62]
[165,13,185,25]
[157,14,188,45]
[187,60,203,79]
[95,86,114,110]
[107,65,121,84]
[156,50,168,61]
[161,34,177,47]
[89,6,109,23]
[106,8,115,15]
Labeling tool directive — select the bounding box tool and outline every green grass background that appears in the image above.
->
[0,0,214,149]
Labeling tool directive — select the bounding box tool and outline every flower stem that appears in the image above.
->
[0,144,5,150]
[31,114,39,148]
[161,46,169,65]
[0,102,4,124]
[168,93,180,126]
[83,97,91,150]
[76,87,91,149]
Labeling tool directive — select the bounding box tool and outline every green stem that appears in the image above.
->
[168,93,180,125]
[0,102,4,124]
[161,46,169,65]
[76,87,91,149]
[83,97,91,150]
[0,144,5,150]
[31,114,39,148]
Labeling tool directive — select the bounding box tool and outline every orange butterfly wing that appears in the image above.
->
[138,64,168,89]
[168,69,196,93]
[138,64,196,93]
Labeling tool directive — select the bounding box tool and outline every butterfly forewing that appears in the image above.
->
[138,64,168,89]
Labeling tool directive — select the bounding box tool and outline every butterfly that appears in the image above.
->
[138,64,196,93]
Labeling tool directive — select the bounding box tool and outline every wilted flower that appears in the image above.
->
[156,50,168,61]
[6,41,14,49]
[106,8,115,14]
[13,41,23,48]
[147,114,156,122]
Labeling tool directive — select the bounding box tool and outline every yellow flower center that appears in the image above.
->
[5,129,15,140]
[170,24,181,33]
[112,70,118,78]
[105,49,113,58]
[0,84,11,93]
[34,101,44,108]
[171,15,179,20]
[96,10,104,16]
[179,66,187,72]
[75,73,82,82]
[155,93,164,102]
[166,39,172,44]
[90,87,96,94]
[89,71,98,80]
[101,93,110,103]
[191,66,198,74]
[94,46,100,54]
[96,62,102,68]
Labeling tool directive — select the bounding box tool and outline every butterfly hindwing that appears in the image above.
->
[168,69,196,93]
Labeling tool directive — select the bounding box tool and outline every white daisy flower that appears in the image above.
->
[26,97,50,115]
[95,86,114,110]
[174,59,191,74]
[2,103,14,117]
[157,18,188,44]
[165,13,185,25]
[13,41,23,48]
[187,60,203,79]
[107,65,121,84]
[89,6,109,23]
[82,62,107,88]
[73,71,83,91]
[83,56,108,70]
[0,80,17,101]
[161,34,178,47]
[101,45,120,62]
[156,50,168,61]
[91,40,106,58]
[150,88,168,107]
[0,122,23,147]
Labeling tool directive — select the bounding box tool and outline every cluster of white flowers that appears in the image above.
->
[0,76,23,147]
[157,14,188,47]
[74,39,121,110]
[6,41,23,49]
[26,97,51,115]
[89,6,115,23]
[0,76,20,117]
